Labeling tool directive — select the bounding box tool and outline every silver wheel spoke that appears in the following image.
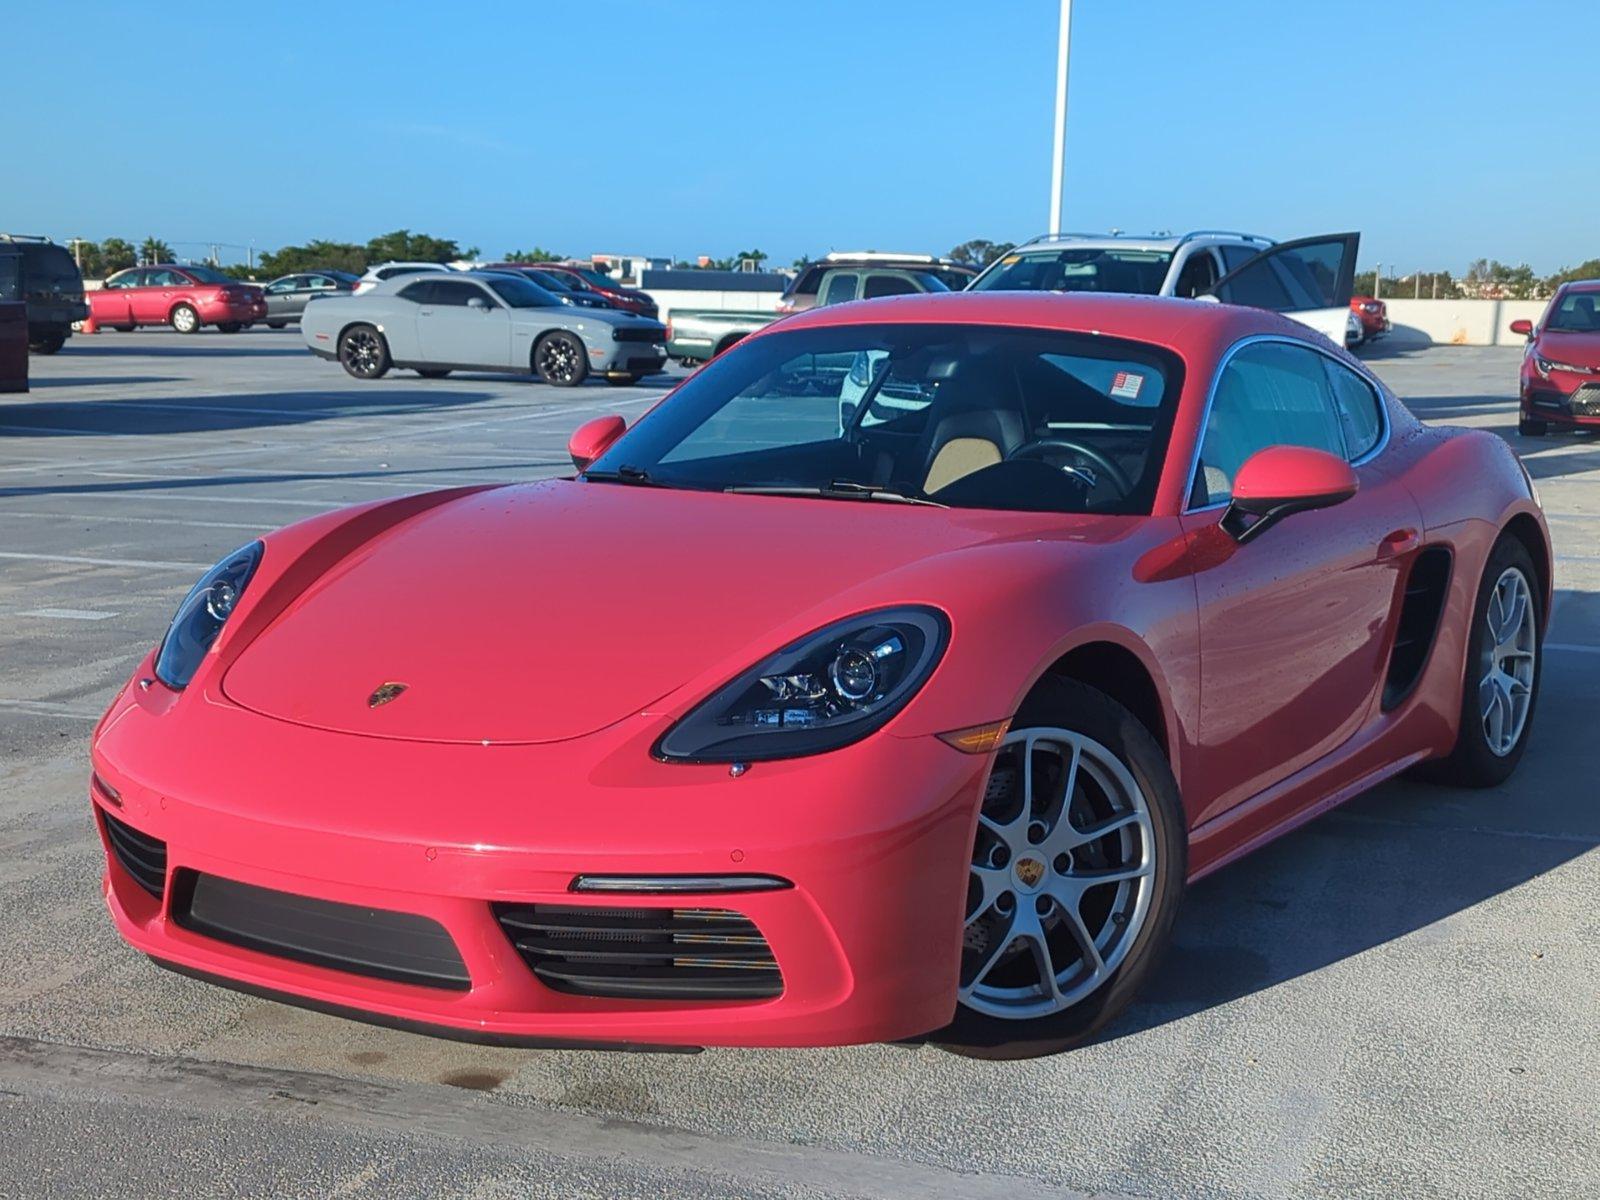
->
[1055,894,1106,980]
[1045,807,1147,856]
[966,864,1009,927]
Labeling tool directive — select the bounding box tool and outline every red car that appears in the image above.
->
[531,263,658,319]
[89,264,267,333]
[1350,294,1389,341]
[90,292,1549,1058]
[1513,280,1600,435]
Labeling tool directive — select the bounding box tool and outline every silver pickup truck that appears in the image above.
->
[665,309,777,365]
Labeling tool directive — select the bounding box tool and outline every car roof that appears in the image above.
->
[768,291,1318,360]
[1008,230,1274,254]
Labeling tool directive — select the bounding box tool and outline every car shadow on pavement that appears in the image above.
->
[1099,587,1598,1047]
[62,342,306,358]
[23,376,183,389]
[0,389,501,440]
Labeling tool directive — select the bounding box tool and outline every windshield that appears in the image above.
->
[483,274,562,308]
[180,264,231,284]
[573,268,620,290]
[587,324,1181,516]
[972,248,1174,296]
[1548,290,1600,333]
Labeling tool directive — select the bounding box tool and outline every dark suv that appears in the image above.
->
[0,235,88,354]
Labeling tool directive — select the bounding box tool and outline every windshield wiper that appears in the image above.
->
[724,480,947,508]
[583,464,664,487]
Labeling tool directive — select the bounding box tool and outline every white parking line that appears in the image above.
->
[0,510,267,531]
[0,698,102,720]
[0,551,210,571]
[1548,642,1600,655]
[18,608,119,621]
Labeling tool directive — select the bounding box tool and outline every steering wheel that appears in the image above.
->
[1006,438,1135,498]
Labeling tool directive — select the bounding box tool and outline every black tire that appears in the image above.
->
[415,368,452,379]
[605,373,639,387]
[266,321,288,330]
[216,321,243,334]
[533,331,588,387]
[112,325,136,333]
[170,304,200,334]
[714,334,746,358]
[1519,416,1547,437]
[1415,534,1543,788]
[28,331,67,354]
[338,324,391,380]
[933,676,1186,1060]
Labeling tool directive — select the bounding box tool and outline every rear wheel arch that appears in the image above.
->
[1502,512,1550,618]
[714,333,748,357]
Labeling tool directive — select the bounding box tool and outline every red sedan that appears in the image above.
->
[1513,281,1600,435]
[1350,294,1390,341]
[89,264,266,333]
[90,293,1549,1057]
[530,263,658,319]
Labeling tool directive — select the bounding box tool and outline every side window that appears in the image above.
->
[265,278,294,294]
[147,269,184,287]
[863,274,918,300]
[1324,359,1384,460]
[819,273,858,306]
[431,281,495,307]
[106,270,143,289]
[308,275,335,290]
[1192,342,1346,507]
[397,280,437,304]
[1173,250,1219,298]
[1219,244,1260,273]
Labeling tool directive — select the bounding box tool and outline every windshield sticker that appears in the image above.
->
[998,254,1021,265]
[1110,370,1144,400]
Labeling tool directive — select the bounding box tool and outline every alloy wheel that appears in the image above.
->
[1479,566,1537,757]
[538,336,581,384]
[342,329,382,377]
[960,727,1155,1019]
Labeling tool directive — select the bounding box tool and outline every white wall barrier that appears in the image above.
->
[1379,298,1547,348]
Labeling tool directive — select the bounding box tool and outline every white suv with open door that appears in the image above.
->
[967,230,1360,347]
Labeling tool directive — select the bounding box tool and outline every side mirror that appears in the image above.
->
[1509,318,1534,338]
[1221,445,1358,544]
[568,414,627,472]
[468,296,490,311]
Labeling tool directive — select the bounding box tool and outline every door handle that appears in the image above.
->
[1377,528,1420,559]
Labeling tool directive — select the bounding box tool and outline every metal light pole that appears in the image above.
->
[1048,0,1073,234]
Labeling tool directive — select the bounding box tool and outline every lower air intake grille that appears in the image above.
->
[174,873,470,991]
[495,904,782,1000]
[101,810,167,900]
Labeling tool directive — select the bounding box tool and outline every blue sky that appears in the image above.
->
[7,1,1595,274]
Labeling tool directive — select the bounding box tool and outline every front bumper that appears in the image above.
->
[1522,381,1600,426]
[90,665,985,1048]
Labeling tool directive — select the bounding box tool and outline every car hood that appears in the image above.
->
[1539,331,1600,368]
[222,481,1075,744]
[537,305,660,331]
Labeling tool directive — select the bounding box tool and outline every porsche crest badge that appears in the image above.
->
[368,682,408,709]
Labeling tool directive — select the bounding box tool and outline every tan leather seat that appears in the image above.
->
[924,437,1003,492]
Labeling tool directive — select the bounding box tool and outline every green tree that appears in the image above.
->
[139,236,174,265]
[258,239,368,277]
[948,239,1015,267]
[364,229,465,264]
[99,238,136,274]
[1544,258,1600,291]
[504,247,563,263]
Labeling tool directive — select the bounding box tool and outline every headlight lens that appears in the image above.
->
[154,541,263,690]
[1534,355,1595,379]
[655,607,948,763]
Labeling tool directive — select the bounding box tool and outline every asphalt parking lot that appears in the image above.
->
[0,330,1595,1200]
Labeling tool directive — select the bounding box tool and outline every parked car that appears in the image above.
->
[777,252,978,315]
[533,263,658,319]
[300,270,667,386]
[88,264,267,333]
[967,230,1360,346]
[353,262,453,295]
[666,309,775,364]
[262,270,359,328]
[481,265,615,309]
[813,265,952,307]
[0,233,89,353]
[1350,295,1390,343]
[93,291,1548,1058]
[1512,280,1600,436]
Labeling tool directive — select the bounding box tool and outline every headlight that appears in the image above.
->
[154,541,263,689]
[655,607,948,763]
[1534,355,1595,379]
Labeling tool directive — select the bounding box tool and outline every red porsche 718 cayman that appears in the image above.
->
[90,291,1550,1057]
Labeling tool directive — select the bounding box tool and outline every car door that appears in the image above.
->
[92,269,139,325]
[1178,337,1422,823]
[263,276,298,320]
[414,279,512,367]
[132,268,183,324]
[1207,233,1360,346]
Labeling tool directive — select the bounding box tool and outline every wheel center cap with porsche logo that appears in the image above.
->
[1013,856,1047,891]
[367,682,408,709]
